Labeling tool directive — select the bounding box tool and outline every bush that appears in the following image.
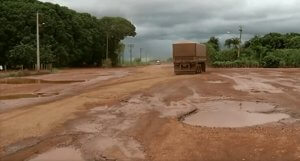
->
[134,58,141,63]
[271,49,300,67]
[290,51,300,67]
[205,43,217,65]
[216,49,237,62]
[261,49,300,67]
[262,54,281,68]
[8,43,35,68]
[102,59,112,67]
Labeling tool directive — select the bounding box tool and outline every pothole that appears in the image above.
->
[206,80,224,84]
[0,92,59,100]
[181,101,290,128]
[0,78,85,84]
[28,147,84,161]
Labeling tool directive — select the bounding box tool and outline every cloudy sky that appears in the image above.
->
[40,0,300,60]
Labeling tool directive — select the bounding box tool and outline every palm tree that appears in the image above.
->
[225,38,240,49]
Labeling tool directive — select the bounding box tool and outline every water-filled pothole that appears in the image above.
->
[0,92,59,100]
[182,101,290,128]
[0,78,85,84]
[29,147,84,161]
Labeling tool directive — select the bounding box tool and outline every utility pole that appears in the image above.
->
[146,53,148,63]
[128,44,134,64]
[238,26,243,58]
[36,12,40,71]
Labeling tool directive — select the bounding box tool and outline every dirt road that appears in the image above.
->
[0,65,300,161]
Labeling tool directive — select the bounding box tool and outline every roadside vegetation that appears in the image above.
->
[0,0,136,69]
[206,33,300,68]
[1,1,299,70]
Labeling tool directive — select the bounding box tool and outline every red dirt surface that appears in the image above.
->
[0,65,299,161]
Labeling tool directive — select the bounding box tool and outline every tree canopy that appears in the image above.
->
[207,36,220,51]
[0,0,136,67]
[224,38,240,49]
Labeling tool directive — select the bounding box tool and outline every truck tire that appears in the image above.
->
[195,64,201,74]
[201,62,206,72]
[198,64,202,74]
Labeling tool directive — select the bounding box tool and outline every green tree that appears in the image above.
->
[262,54,281,68]
[207,36,220,51]
[0,0,136,68]
[99,17,136,66]
[225,38,240,49]
[8,43,36,68]
[204,43,217,64]
[116,42,125,65]
[287,36,300,49]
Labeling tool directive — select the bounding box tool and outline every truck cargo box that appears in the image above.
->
[173,43,206,58]
[172,42,207,75]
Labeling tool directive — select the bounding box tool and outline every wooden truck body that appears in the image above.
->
[172,42,207,74]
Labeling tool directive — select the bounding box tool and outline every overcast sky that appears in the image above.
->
[40,0,300,60]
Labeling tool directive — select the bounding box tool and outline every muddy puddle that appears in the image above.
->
[28,147,84,161]
[206,80,224,84]
[182,101,290,128]
[0,92,59,100]
[0,78,85,84]
[219,73,283,94]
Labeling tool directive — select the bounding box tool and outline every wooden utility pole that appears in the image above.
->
[238,26,243,58]
[36,12,40,71]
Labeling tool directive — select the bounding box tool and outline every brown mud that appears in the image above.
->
[0,65,300,161]
[0,78,85,84]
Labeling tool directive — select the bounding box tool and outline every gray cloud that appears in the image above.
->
[40,0,300,59]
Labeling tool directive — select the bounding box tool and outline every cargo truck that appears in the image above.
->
[172,42,207,75]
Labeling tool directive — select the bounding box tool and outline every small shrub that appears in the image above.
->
[262,55,281,68]
[216,49,237,61]
[102,59,112,68]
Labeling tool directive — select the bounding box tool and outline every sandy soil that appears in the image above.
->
[0,65,300,161]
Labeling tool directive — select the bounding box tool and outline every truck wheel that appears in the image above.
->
[196,64,201,74]
[198,64,202,74]
[201,63,206,72]
[175,71,182,75]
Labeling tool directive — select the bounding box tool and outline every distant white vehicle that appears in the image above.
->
[155,60,161,65]
[0,65,3,71]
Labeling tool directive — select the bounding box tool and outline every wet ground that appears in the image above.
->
[182,101,290,128]
[29,147,84,161]
[0,92,59,100]
[0,69,129,112]
[0,78,85,84]
[0,65,300,161]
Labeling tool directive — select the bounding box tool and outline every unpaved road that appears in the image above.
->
[0,65,300,161]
